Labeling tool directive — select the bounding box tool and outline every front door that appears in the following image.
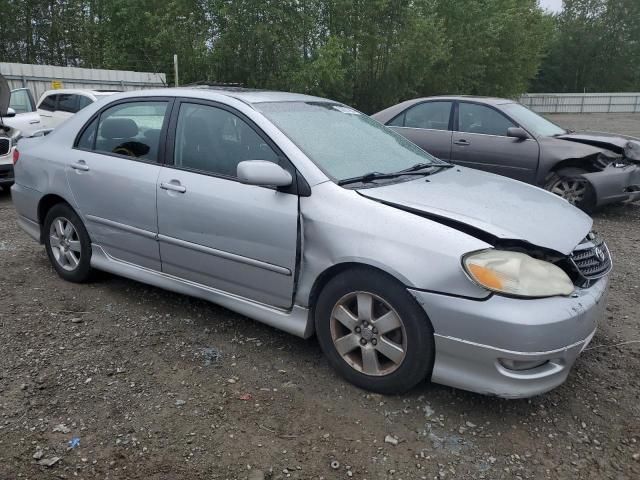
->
[451,102,540,183]
[156,100,299,308]
[66,99,171,270]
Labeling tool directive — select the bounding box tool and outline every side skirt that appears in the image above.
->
[90,245,314,338]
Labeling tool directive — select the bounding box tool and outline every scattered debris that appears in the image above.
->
[330,460,340,470]
[239,393,252,401]
[52,424,71,434]
[68,437,81,449]
[175,399,186,406]
[32,448,44,460]
[38,456,61,467]
[201,346,222,366]
[385,435,399,446]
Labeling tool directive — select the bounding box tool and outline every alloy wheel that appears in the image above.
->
[49,217,82,271]
[329,291,407,376]
[550,178,587,205]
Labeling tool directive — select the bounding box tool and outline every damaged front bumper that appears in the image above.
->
[410,275,608,398]
[583,163,640,206]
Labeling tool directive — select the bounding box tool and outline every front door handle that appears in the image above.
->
[71,160,90,172]
[160,181,187,193]
[454,139,470,146]
[29,119,41,124]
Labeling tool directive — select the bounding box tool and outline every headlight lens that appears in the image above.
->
[463,250,574,298]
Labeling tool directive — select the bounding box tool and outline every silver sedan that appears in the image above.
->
[11,88,610,397]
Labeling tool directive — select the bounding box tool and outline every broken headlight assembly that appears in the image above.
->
[462,250,574,298]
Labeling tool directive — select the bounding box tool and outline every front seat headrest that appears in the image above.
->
[101,118,139,139]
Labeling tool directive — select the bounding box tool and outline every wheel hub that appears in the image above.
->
[329,291,407,376]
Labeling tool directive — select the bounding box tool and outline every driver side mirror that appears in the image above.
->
[2,107,16,118]
[507,127,529,140]
[237,160,293,187]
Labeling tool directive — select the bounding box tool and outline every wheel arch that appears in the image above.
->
[307,262,411,319]
[37,194,74,241]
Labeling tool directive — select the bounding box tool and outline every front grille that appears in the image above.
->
[0,137,10,156]
[571,234,612,280]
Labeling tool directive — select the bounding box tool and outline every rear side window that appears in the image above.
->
[403,102,452,130]
[90,101,168,161]
[10,90,34,114]
[39,94,57,112]
[78,96,93,111]
[458,103,515,136]
[57,94,79,113]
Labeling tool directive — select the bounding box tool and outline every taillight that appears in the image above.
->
[12,148,19,165]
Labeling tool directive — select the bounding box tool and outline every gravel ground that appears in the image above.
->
[546,113,640,137]
[1,114,639,479]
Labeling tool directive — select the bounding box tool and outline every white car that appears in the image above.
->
[37,89,119,129]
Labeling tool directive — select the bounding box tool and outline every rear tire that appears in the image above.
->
[315,268,435,394]
[544,168,597,213]
[43,203,94,283]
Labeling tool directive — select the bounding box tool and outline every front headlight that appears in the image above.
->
[463,250,574,298]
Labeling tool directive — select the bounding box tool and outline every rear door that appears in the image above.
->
[385,101,453,161]
[451,101,540,182]
[156,99,299,308]
[66,98,171,270]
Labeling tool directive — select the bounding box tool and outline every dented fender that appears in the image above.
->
[582,163,640,206]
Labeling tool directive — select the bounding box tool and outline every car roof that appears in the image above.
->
[405,95,515,106]
[40,89,120,97]
[108,86,337,107]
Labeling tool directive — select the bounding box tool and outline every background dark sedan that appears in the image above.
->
[373,96,640,212]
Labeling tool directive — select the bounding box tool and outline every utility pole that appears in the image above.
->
[173,54,179,87]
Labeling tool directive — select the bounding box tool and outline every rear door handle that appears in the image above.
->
[160,182,187,193]
[29,120,40,124]
[71,160,90,172]
[454,139,470,146]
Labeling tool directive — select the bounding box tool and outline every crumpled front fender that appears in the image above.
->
[582,164,640,206]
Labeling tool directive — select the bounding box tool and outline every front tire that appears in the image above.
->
[315,268,435,394]
[43,203,94,282]
[545,168,597,213]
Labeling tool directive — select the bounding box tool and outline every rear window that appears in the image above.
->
[39,94,57,112]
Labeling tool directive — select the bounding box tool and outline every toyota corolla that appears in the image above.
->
[10,87,610,397]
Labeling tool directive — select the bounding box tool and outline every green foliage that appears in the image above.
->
[533,0,640,92]
[4,0,634,111]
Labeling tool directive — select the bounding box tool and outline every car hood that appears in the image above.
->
[358,167,592,255]
[555,131,640,156]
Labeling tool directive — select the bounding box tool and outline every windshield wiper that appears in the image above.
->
[337,163,454,186]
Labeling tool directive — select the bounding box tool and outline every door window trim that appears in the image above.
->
[387,100,455,131]
[72,96,176,166]
[164,98,307,196]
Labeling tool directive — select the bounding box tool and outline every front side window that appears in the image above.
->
[458,103,515,136]
[501,103,566,137]
[258,102,443,182]
[10,90,34,114]
[57,94,79,113]
[92,101,168,161]
[403,101,452,130]
[173,103,278,177]
[39,94,57,112]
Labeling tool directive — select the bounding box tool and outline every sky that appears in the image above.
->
[539,0,563,12]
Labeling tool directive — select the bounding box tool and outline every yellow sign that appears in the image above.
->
[51,80,63,89]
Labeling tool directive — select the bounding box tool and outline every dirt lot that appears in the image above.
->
[1,114,639,480]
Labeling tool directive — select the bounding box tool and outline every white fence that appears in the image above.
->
[520,93,640,114]
[0,63,167,100]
